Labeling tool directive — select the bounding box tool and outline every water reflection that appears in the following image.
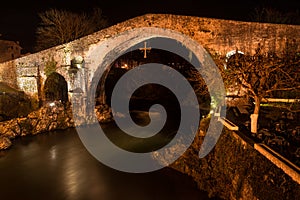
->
[0,125,218,200]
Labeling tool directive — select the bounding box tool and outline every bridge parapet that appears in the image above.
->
[0,14,298,100]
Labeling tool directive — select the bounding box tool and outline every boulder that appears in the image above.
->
[0,136,12,150]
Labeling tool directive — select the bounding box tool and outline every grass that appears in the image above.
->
[260,102,300,112]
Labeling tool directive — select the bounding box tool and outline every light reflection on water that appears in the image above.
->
[0,121,217,200]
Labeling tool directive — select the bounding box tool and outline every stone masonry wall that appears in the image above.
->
[0,14,299,96]
[169,121,300,200]
[0,60,18,89]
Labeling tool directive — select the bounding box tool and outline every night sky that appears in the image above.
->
[0,0,299,53]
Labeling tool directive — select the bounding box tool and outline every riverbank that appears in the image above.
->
[0,101,112,150]
[1,102,299,200]
[167,118,300,200]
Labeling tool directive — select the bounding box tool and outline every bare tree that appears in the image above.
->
[180,67,211,115]
[224,45,300,133]
[35,8,108,52]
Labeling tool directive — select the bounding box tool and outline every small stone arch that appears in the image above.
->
[43,72,68,104]
[224,50,245,69]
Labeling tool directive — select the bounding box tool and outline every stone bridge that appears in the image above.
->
[0,14,299,119]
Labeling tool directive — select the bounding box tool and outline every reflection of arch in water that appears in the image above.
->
[224,50,245,69]
[43,72,68,104]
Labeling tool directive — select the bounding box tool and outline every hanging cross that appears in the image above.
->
[139,42,151,58]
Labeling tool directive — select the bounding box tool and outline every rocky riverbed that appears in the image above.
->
[0,101,113,150]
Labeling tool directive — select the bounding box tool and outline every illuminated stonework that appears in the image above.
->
[0,13,299,98]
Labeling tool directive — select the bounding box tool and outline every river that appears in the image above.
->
[0,110,218,200]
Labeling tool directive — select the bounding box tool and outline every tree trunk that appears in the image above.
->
[250,96,261,134]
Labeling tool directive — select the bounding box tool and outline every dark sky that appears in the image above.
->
[0,0,299,53]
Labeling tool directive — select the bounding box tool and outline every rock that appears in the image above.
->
[95,104,113,123]
[11,120,21,136]
[0,136,12,150]
[1,128,18,139]
[0,86,35,121]
[0,100,77,149]
[48,122,58,131]
[33,119,50,134]
[30,119,38,127]
[52,113,58,121]
[27,112,38,119]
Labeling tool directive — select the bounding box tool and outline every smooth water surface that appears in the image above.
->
[0,112,217,200]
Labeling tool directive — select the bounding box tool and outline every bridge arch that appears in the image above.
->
[81,27,225,112]
[43,72,68,104]
[224,50,245,69]
[71,27,226,165]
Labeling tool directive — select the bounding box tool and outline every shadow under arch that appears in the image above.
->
[43,72,68,104]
